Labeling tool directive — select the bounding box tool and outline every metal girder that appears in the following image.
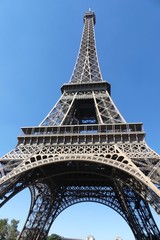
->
[15,171,160,239]
[70,11,102,83]
[114,180,160,240]
[18,184,53,240]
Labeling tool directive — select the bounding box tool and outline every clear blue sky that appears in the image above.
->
[0,0,160,239]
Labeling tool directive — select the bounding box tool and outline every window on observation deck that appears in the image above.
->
[62,99,98,125]
[73,99,98,125]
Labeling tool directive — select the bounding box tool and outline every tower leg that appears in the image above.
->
[18,184,53,240]
[114,180,160,240]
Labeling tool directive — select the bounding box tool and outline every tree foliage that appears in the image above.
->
[0,218,19,240]
[47,233,61,240]
[0,219,62,240]
[0,219,8,239]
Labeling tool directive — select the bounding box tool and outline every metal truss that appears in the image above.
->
[1,160,160,239]
[69,11,102,83]
[0,10,160,240]
[18,184,54,240]
[40,90,125,126]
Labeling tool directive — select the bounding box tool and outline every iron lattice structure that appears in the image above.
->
[0,11,160,240]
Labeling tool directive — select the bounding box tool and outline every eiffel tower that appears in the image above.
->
[0,10,160,240]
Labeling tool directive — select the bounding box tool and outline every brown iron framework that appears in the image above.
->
[0,10,160,240]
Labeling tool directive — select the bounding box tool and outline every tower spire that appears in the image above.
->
[70,10,101,83]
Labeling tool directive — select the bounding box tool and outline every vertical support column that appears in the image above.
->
[18,184,67,240]
[114,180,160,240]
[18,184,53,240]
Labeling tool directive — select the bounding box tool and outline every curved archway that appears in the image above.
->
[0,156,160,239]
[49,202,135,240]
[1,152,159,213]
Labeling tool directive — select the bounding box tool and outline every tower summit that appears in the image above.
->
[70,10,99,84]
[0,11,160,240]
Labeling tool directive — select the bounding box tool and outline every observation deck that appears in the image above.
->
[18,123,145,145]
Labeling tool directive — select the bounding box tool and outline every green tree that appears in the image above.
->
[7,219,19,240]
[47,233,61,240]
[0,219,19,240]
[0,218,8,239]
